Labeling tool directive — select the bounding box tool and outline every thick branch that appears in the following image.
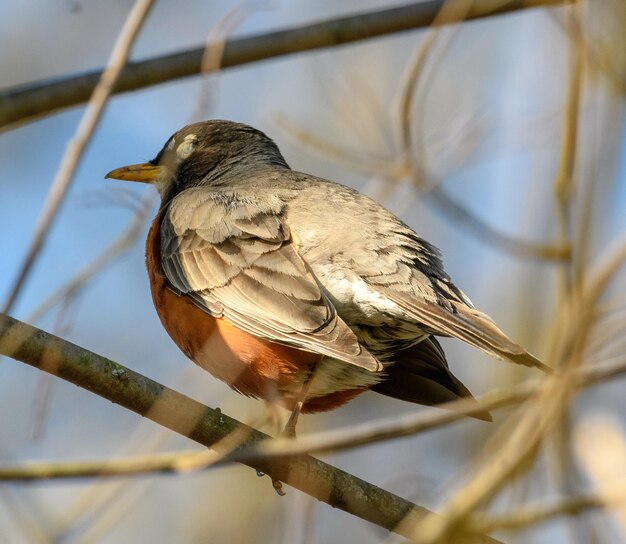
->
[0,313,499,544]
[0,0,565,129]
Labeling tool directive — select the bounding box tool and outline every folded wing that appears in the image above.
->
[357,227,549,372]
[160,188,382,372]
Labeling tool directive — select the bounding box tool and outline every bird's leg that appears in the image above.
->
[268,362,319,496]
[281,362,318,439]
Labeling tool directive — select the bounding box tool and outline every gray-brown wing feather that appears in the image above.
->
[354,223,549,372]
[381,291,549,371]
[160,188,381,372]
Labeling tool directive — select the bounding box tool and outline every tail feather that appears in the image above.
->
[503,350,552,373]
[372,337,492,422]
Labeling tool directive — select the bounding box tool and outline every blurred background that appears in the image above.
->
[1,1,625,543]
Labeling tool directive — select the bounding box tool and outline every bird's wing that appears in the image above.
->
[358,229,549,372]
[160,188,381,372]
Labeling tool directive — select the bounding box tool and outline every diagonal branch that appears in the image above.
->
[0,313,500,544]
[0,0,566,130]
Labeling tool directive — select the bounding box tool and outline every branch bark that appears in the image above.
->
[0,313,500,544]
[0,0,565,129]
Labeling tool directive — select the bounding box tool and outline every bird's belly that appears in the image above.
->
[149,267,319,398]
[151,284,377,412]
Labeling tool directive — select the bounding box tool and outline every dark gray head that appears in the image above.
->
[106,120,289,202]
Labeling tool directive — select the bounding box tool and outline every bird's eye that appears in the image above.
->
[176,134,198,160]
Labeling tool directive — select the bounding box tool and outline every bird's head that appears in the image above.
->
[105,120,288,201]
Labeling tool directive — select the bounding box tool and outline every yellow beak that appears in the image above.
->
[105,163,163,183]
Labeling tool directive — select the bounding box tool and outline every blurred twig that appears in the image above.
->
[548,4,598,543]
[190,2,259,122]
[2,0,156,315]
[0,0,566,130]
[0,313,502,544]
[553,0,583,297]
[548,1,626,96]
[422,186,571,260]
[468,485,626,533]
[275,114,394,174]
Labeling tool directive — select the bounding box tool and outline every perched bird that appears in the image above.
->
[106,120,548,432]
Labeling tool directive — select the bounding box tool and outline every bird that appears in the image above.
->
[106,119,549,434]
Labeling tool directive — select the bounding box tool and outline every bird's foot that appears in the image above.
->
[272,478,286,496]
[256,469,287,496]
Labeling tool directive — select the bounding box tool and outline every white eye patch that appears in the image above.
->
[176,134,198,160]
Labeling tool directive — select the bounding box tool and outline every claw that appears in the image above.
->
[272,478,286,496]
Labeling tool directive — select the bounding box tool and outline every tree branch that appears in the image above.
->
[0,313,500,544]
[0,0,565,129]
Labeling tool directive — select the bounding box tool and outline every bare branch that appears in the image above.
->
[0,313,501,544]
[0,0,566,130]
[2,0,156,315]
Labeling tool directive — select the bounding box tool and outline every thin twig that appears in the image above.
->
[426,185,571,261]
[26,192,156,324]
[190,2,258,122]
[553,0,583,297]
[0,0,567,129]
[0,313,501,544]
[549,5,597,540]
[468,485,626,533]
[2,0,156,315]
[275,113,394,174]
